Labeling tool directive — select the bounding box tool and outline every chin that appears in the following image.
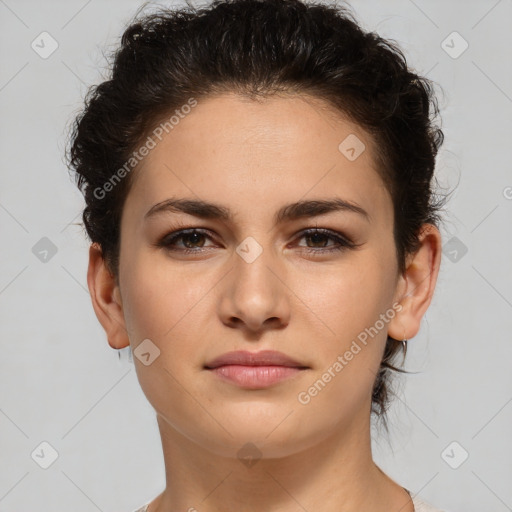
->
[191,417,323,461]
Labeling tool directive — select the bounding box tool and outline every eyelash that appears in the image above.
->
[155,227,358,255]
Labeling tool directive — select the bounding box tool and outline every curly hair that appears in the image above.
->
[66,0,448,430]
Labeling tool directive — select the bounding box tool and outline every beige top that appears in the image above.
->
[132,490,444,511]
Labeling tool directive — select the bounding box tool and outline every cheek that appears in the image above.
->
[120,250,214,341]
[291,254,394,385]
[121,257,213,409]
[293,258,386,338]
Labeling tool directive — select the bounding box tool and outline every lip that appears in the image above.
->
[204,350,307,369]
[204,350,309,389]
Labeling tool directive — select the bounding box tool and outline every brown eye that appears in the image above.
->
[295,228,356,253]
[158,229,216,252]
[177,231,206,248]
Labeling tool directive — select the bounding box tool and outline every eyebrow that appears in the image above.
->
[144,197,370,224]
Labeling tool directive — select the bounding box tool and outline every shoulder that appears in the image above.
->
[412,494,445,512]
[132,497,445,512]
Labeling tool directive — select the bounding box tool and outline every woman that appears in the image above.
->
[66,0,448,510]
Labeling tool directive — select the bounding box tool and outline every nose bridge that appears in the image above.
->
[236,237,276,292]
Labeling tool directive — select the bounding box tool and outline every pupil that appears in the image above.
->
[185,232,203,248]
[309,233,327,247]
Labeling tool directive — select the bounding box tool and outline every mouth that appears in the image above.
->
[206,365,307,388]
[204,350,309,389]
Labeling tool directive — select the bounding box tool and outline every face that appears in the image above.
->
[115,92,403,458]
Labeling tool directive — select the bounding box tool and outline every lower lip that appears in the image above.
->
[207,365,305,388]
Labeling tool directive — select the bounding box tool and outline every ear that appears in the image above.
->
[387,224,442,341]
[87,242,130,349]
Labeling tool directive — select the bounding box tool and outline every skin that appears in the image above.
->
[87,92,441,512]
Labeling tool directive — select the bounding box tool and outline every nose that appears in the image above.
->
[217,243,291,334]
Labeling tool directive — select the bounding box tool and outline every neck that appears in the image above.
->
[149,408,413,512]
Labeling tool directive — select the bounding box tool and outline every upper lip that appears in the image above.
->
[204,350,308,369]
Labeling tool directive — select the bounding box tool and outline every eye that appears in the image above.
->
[157,228,217,253]
[294,228,357,253]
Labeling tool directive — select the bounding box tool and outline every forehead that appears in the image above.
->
[123,92,391,226]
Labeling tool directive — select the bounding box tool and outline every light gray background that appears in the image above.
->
[1,0,511,511]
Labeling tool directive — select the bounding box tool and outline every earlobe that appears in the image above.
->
[87,243,130,349]
[388,224,442,341]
